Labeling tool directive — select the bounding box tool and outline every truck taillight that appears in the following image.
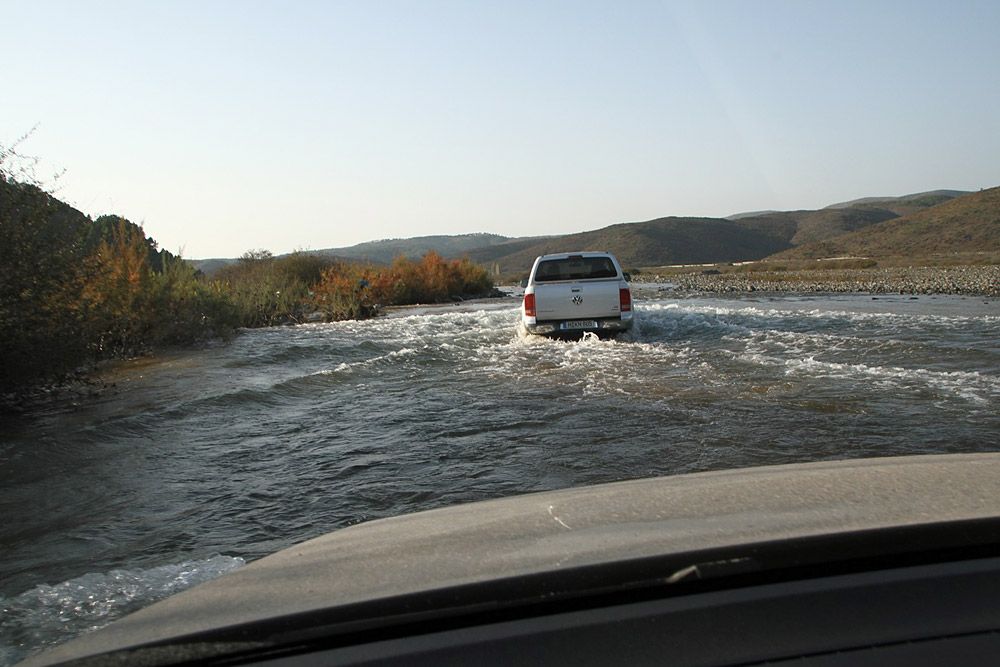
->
[524,293,536,317]
[619,288,632,312]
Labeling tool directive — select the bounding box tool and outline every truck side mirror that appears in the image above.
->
[519,278,528,288]
[623,272,631,282]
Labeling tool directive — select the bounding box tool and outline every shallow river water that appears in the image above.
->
[2,291,998,663]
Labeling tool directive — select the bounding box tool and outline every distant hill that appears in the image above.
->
[723,189,965,221]
[473,217,796,274]
[725,209,779,220]
[462,236,555,265]
[311,233,517,264]
[466,189,993,273]
[187,234,520,275]
[823,189,970,216]
[733,208,900,247]
[188,257,237,275]
[773,187,1000,260]
[186,188,994,275]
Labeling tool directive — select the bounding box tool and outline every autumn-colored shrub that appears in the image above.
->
[78,219,156,356]
[76,219,241,356]
[311,263,375,321]
[1,167,494,395]
[378,252,493,304]
[310,252,493,320]
[0,186,246,394]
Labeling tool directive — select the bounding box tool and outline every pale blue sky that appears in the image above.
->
[3,0,998,258]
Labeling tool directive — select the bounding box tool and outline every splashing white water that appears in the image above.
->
[1,555,245,665]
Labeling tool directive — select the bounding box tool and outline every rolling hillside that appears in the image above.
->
[190,233,525,275]
[734,208,900,246]
[472,217,796,273]
[823,189,970,215]
[474,190,991,273]
[186,188,995,275]
[773,187,1000,260]
[460,205,911,275]
[312,233,518,264]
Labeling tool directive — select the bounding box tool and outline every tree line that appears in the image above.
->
[0,176,492,394]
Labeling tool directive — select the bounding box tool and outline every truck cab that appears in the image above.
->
[520,252,634,337]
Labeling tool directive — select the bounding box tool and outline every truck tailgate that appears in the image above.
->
[534,281,621,321]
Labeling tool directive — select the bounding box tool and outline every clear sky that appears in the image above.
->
[3,0,998,258]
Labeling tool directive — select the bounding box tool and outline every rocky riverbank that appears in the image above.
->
[644,265,999,297]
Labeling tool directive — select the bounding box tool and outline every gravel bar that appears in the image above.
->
[643,265,999,297]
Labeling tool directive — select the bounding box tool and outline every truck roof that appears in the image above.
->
[536,251,612,260]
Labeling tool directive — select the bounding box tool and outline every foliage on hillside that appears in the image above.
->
[1,178,93,384]
[1,177,237,391]
[77,219,236,356]
[0,177,494,394]
[773,187,1000,260]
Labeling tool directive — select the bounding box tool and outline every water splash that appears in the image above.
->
[0,555,245,665]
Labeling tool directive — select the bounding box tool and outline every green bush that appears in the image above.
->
[213,251,317,326]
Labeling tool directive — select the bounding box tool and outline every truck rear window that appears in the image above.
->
[534,256,618,282]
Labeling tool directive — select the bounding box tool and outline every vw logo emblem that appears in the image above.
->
[572,295,584,305]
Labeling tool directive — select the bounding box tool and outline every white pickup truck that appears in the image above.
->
[520,252,634,337]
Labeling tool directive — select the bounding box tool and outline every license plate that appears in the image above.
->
[562,320,597,330]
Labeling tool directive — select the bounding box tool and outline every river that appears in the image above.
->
[2,290,998,664]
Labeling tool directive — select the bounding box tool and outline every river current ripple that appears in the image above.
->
[2,292,998,662]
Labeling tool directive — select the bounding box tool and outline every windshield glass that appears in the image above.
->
[534,256,619,281]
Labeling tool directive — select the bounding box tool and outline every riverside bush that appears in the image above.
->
[1,179,241,392]
[0,178,91,387]
[0,173,494,393]
[310,252,494,320]
[76,219,241,357]
[214,251,312,327]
